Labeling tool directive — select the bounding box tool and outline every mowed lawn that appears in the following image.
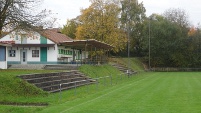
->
[39,72,201,113]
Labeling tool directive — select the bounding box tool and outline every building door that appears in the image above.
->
[40,47,47,63]
[20,50,27,64]
[0,46,6,61]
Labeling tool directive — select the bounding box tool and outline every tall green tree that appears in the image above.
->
[61,19,78,39]
[142,14,187,67]
[163,8,190,28]
[185,27,201,67]
[76,0,127,52]
[120,0,146,56]
[163,8,190,39]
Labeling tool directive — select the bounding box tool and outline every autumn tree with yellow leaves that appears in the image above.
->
[76,0,127,52]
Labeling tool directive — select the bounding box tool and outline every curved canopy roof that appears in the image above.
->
[61,39,113,50]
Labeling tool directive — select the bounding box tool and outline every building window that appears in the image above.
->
[58,49,61,54]
[9,50,16,57]
[32,50,39,57]
[69,51,73,55]
[61,49,63,54]
[21,34,27,44]
[65,50,68,55]
[64,50,66,55]
[0,46,6,61]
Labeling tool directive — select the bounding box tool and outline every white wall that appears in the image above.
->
[0,31,54,44]
[27,47,40,62]
[0,62,7,69]
[47,39,54,44]
[0,31,40,44]
[7,47,20,62]
[47,45,58,62]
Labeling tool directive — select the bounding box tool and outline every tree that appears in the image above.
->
[61,19,78,39]
[76,0,127,52]
[0,0,51,37]
[185,27,201,67]
[188,26,196,36]
[163,8,190,39]
[120,0,146,56]
[142,14,187,67]
[163,8,190,28]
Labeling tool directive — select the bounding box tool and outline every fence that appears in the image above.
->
[151,68,201,72]
[55,72,141,102]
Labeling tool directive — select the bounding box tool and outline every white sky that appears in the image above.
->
[42,0,91,27]
[43,0,201,27]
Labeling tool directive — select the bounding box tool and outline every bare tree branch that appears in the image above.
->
[0,0,53,37]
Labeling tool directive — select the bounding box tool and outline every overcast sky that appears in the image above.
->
[43,0,201,27]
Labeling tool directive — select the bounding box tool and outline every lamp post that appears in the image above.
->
[148,16,156,70]
[149,18,151,70]
[121,0,130,76]
[127,0,131,76]
[127,17,130,76]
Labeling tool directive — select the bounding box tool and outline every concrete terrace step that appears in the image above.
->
[44,64,81,70]
[18,71,95,93]
[23,73,82,82]
[111,63,137,75]
[33,77,90,88]
[8,64,45,70]
[34,76,88,86]
[19,71,79,79]
[9,64,82,70]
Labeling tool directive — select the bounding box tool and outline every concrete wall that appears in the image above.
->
[47,45,58,62]
[0,62,7,69]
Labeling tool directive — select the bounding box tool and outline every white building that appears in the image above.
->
[0,29,84,65]
[0,28,112,69]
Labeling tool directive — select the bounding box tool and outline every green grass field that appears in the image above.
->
[39,72,201,113]
[1,59,201,113]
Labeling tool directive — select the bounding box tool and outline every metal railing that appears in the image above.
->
[56,73,135,102]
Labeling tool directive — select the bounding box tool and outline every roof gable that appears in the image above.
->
[0,28,73,44]
[41,29,73,44]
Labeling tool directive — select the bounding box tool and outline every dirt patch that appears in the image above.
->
[0,101,48,107]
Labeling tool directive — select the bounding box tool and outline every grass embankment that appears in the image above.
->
[110,57,145,71]
[0,65,124,113]
[0,70,54,103]
[0,70,62,113]
[79,64,123,78]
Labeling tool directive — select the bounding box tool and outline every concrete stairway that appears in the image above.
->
[43,64,81,70]
[8,64,81,70]
[8,64,45,70]
[111,63,137,75]
[18,71,95,93]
